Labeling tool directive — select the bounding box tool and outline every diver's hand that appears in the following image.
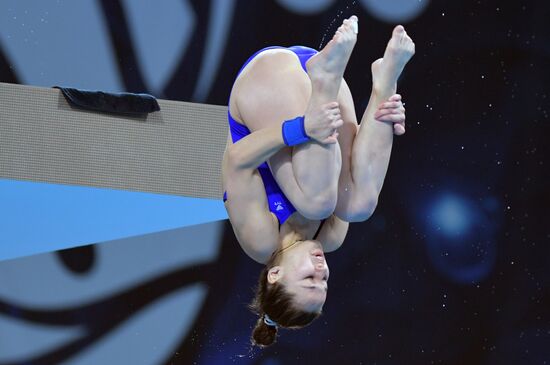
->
[304,101,344,144]
[374,94,406,135]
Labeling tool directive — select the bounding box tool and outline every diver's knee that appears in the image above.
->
[336,197,378,223]
[297,191,338,220]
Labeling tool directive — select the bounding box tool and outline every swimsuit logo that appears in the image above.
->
[273,201,285,211]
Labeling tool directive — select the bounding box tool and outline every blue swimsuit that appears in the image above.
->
[223,45,318,225]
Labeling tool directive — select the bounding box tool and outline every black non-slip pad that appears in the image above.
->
[54,86,160,115]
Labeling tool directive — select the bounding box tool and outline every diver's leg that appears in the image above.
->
[231,49,336,219]
[266,16,358,219]
[334,25,415,222]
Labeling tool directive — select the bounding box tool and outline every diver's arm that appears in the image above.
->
[223,135,279,264]
[226,126,286,170]
[228,100,343,171]
[317,214,349,253]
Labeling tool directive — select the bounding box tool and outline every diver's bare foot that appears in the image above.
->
[302,16,357,142]
[372,25,415,94]
[306,15,358,88]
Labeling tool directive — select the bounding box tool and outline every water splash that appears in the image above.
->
[231,343,258,361]
[318,0,358,49]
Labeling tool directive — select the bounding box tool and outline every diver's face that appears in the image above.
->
[268,240,329,312]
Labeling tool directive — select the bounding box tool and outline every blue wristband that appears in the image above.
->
[282,116,310,146]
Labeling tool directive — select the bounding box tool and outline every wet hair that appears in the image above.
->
[249,251,321,347]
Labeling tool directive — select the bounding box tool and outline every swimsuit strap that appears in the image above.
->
[313,219,326,240]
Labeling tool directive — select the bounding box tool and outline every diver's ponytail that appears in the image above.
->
[251,316,278,347]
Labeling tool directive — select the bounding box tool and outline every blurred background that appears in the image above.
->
[0,0,549,364]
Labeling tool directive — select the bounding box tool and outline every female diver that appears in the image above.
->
[222,16,415,346]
